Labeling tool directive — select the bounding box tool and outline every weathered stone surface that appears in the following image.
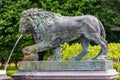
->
[18,60,113,71]
[20,8,108,61]
[12,69,119,80]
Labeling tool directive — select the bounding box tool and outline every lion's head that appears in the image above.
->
[19,16,33,34]
[19,8,61,42]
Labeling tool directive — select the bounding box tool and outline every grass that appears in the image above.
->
[7,67,18,76]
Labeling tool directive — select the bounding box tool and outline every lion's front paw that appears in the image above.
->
[22,54,35,61]
[22,45,38,55]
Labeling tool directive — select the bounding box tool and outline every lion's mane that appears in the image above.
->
[20,8,61,42]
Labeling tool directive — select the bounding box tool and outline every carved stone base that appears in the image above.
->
[12,70,119,80]
[18,60,113,71]
[12,60,119,80]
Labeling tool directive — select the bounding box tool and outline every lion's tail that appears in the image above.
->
[98,20,106,39]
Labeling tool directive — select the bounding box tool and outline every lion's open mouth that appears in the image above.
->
[19,29,31,34]
[19,29,25,34]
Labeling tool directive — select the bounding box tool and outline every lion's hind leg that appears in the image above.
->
[53,46,62,61]
[70,37,90,60]
[89,33,108,60]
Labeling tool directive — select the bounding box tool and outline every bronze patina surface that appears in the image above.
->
[18,60,113,71]
[19,8,108,61]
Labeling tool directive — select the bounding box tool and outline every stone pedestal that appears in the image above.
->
[12,60,119,80]
[12,70,118,80]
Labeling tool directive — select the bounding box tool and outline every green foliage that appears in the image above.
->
[43,49,53,60]
[0,0,37,61]
[113,62,120,80]
[0,0,120,62]
[114,62,120,73]
[61,42,82,60]
[6,65,18,76]
[7,69,18,76]
[61,43,120,60]
[108,43,120,59]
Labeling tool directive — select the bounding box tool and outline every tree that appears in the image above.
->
[0,0,37,65]
[0,0,119,63]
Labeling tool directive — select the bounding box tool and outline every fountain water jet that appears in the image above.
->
[0,34,22,80]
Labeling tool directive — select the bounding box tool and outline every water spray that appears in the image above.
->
[4,34,23,70]
[0,34,22,79]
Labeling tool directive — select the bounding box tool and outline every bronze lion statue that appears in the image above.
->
[19,8,108,61]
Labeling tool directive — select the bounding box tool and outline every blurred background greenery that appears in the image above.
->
[0,0,120,79]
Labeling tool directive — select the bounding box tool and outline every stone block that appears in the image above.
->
[12,60,119,80]
[12,69,119,80]
[18,60,113,71]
